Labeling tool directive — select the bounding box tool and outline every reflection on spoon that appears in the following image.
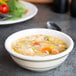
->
[46,21,62,31]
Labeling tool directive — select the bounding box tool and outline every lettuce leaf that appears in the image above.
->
[7,0,27,20]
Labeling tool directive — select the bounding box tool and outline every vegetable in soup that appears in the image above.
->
[12,34,68,56]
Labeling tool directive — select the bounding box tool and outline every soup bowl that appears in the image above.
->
[5,28,74,71]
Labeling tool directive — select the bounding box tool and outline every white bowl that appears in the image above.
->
[5,28,74,71]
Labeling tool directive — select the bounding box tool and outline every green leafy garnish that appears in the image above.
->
[7,0,27,20]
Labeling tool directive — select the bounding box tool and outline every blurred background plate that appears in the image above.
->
[0,1,38,25]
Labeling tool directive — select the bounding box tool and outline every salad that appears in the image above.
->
[0,0,27,20]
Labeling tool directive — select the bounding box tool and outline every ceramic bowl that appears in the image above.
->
[5,28,74,71]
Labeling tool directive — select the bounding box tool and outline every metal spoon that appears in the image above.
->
[0,14,14,21]
[46,21,62,31]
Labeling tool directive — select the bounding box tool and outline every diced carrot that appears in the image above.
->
[41,46,60,55]
[34,42,40,45]
[59,50,64,53]
[41,47,51,53]
[51,50,59,55]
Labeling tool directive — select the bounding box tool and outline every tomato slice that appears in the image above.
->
[0,4,9,14]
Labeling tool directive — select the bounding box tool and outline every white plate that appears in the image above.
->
[0,1,38,25]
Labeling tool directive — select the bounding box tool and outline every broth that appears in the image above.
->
[12,34,68,56]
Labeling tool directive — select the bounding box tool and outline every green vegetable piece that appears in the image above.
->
[7,0,27,20]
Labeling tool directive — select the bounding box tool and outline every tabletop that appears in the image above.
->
[0,3,76,76]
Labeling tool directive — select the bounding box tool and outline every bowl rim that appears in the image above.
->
[5,28,74,61]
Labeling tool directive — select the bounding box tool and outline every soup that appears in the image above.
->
[11,34,68,56]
